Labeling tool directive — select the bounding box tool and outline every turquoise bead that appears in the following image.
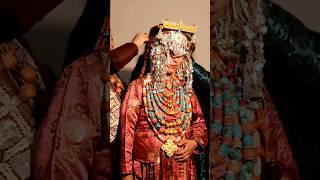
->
[229,148,242,161]
[223,125,233,136]
[220,77,229,84]
[239,108,249,123]
[219,143,230,156]
[182,123,187,130]
[239,161,254,180]
[213,122,222,135]
[223,91,231,100]
[224,106,233,116]
[232,98,240,112]
[225,173,236,180]
[213,95,223,107]
[149,112,155,118]
[233,123,242,138]
[154,122,161,130]
[242,134,254,147]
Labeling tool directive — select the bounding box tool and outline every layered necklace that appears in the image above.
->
[142,74,192,157]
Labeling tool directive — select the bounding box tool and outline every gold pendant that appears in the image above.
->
[161,138,178,157]
[165,92,179,115]
[166,82,172,90]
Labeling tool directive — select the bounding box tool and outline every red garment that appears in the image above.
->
[120,78,208,180]
[33,50,111,180]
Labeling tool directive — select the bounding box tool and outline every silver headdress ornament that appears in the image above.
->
[148,20,198,92]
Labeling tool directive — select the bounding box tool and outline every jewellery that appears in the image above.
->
[148,20,196,92]
[110,74,124,95]
[161,138,179,157]
[160,20,198,34]
[143,75,192,154]
[0,42,43,106]
[212,70,265,179]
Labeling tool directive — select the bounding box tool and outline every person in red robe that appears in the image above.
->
[32,10,149,178]
[120,22,208,180]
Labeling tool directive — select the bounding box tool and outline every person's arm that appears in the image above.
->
[189,92,208,150]
[110,32,149,73]
[174,92,208,162]
[110,43,138,73]
[119,79,142,178]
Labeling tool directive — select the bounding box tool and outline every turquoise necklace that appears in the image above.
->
[142,74,193,143]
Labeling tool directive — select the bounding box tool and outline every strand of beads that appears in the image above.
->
[212,70,264,180]
[212,74,243,180]
[143,75,192,143]
[239,100,264,180]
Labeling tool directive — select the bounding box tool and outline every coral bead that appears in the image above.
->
[21,66,37,82]
[151,118,157,123]
[110,76,116,83]
[159,127,165,134]
[20,83,36,98]
[116,88,122,94]
[116,82,122,88]
[2,53,17,69]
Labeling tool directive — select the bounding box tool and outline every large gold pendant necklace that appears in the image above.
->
[142,75,193,157]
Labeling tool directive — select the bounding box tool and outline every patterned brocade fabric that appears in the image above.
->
[0,40,45,180]
[110,74,123,142]
[33,49,113,180]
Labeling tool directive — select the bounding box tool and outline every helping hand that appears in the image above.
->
[174,139,198,162]
[131,32,149,50]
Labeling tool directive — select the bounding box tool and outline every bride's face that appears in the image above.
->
[167,51,184,75]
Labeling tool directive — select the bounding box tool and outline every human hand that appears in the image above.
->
[131,32,149,50]
[174,139,198,162]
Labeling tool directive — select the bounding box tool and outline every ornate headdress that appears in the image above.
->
[148,20,198,92]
